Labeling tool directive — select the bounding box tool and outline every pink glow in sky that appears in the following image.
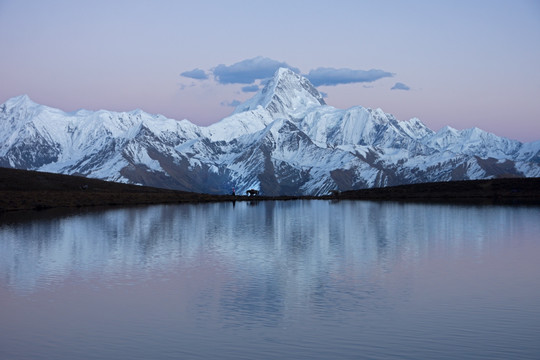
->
[1,0,539,142]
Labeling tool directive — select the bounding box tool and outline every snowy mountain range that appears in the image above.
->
[1,68,539,195]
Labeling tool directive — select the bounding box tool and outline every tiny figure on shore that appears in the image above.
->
[246,189,259,196]
[232,187,235,196]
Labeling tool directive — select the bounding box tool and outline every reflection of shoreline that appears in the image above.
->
[0,201,536,295]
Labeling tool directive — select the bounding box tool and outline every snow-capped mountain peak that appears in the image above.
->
[234,67,326,118]
[3,94,37,108]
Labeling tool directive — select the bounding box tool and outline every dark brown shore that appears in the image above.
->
[0,167,313,212]
[339,177,540,205]
[1,167,539,212]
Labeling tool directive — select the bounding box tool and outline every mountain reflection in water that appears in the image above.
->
[1,201,539,360]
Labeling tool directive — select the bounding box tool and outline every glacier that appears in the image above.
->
[1,69,539,196]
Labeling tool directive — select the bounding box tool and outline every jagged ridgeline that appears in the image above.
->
[1,68,539,196]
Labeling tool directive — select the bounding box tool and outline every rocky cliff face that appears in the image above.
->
[1,69,539,195]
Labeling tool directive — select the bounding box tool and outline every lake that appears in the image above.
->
[1,200,539,360]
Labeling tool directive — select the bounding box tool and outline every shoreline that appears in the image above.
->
[1,167,539,213]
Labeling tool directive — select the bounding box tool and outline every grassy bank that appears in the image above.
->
[0,167,313,211]
[1,167,539,212]
[338,177,540,204]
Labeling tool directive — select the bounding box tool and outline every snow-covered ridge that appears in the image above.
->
[1,68,539,195]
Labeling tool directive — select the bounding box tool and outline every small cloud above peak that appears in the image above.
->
[180,68,208,80]
[306,67,394,86]
[391,82,411,91]
[213,57,299,85]
[241,85,259,93]
[220,99,242,107]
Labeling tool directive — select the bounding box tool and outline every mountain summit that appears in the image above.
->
[1,68,539,195]
[234,68,326,118]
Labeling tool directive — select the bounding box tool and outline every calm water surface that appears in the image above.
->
[1,201,539,359]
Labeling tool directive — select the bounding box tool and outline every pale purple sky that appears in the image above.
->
[1,0,539,142]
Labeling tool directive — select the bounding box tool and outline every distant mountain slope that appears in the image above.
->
[1,68,539,195]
